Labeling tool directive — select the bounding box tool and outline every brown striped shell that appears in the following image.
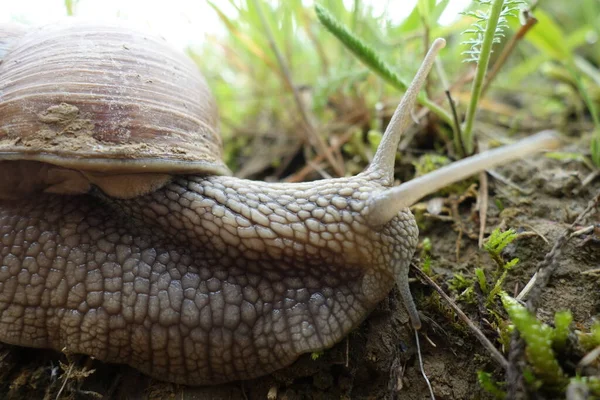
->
[0,21,230,199]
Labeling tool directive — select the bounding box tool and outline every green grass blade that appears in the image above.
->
[315,3,409,91]
[314,3,453,125]
[65,0,77,16]
[521,9,573,61]
[461,0,506,155]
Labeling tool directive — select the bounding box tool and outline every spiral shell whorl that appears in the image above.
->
[0,21,229,176]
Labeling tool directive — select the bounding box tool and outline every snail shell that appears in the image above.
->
[0,21,230,198]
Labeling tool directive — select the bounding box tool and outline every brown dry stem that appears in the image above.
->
[252,0,343,176]
[411,265,509,370]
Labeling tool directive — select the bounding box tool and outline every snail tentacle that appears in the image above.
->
[364,130,561,227]
[365,38,446,185]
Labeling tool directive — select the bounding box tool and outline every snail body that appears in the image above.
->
[0,21,558,385]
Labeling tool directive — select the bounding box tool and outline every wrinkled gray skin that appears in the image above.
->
[0,172,418,385]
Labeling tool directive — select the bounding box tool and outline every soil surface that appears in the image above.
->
[0,133,598,400]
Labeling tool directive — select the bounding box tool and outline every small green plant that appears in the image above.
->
[460,0,524,155]
[477,371,506,399]
[578,321,600,351]
[501,294,568,388]
[413,154,451,176]
[484,228,517,266]
[480,295,600,397]
[512,8,600,167]
[475,267,488,293]
[420,237,433,275]
[476,228,519,304]
[485,259,518,304]
[449,272,476,303]
[64,0,79,16]
[552,311,573,350]
[572,376,600,396]
[314,3,453,126]
[461,0,524,63]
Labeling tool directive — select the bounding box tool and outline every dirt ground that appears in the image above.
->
[0,132,598,400]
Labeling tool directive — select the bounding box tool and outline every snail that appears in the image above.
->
[0,21,559,385]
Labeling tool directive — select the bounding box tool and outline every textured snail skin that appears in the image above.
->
[0,172,418,385]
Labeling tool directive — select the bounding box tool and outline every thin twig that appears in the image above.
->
[506,332,526,398]
[581,169,600,189]
[577,345,600,368]
[415,330,436,400]
[516,271,537,301]
[299,8,329,74]
[478,171,489,248]
[284,130,353,182]
[581,267,600,276]
[411,265,509,370]
[570,225,594,238]
[345,337,350,368]
[240,381,249,400]
[56,361,75,400]
[436,57,465,156]
[447,89,466,156]
[487,169,532,194]
[399,69,476,152]
[518,224,550,244]
[252,0,343,176]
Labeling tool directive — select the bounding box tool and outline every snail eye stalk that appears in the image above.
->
[365,38,446,185]
[364,130,561,227]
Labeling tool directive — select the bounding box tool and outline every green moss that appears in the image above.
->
[484,228,517,264]
[342,128,370,163]
[501,294,568,388]
[569,376,600,397]
[578,321,600,351]
[477,371,506,399]
[419,237,433,275]
[552,311,573,350]
[367,130,383,154]
[449,273,475,304]
[475,268,488,293]
[413,153,452,176]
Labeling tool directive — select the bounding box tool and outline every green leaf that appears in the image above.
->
[396,3,425,34]
[507,27,590,82]
[314,3,409,91]
[475,268,488,293]
[552,311,572,350]
[477,371,506,399]
[592,136,600,167]
[487,270,508,304]
[417,0,435,25]
[503,258,519,270]
[501,294,567,387]
[64,0,78,15]
[545,152,588,163]
[522,9,573,61]
[575,56,600,87]
[484,228,517,257]
[579,322,600,351]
